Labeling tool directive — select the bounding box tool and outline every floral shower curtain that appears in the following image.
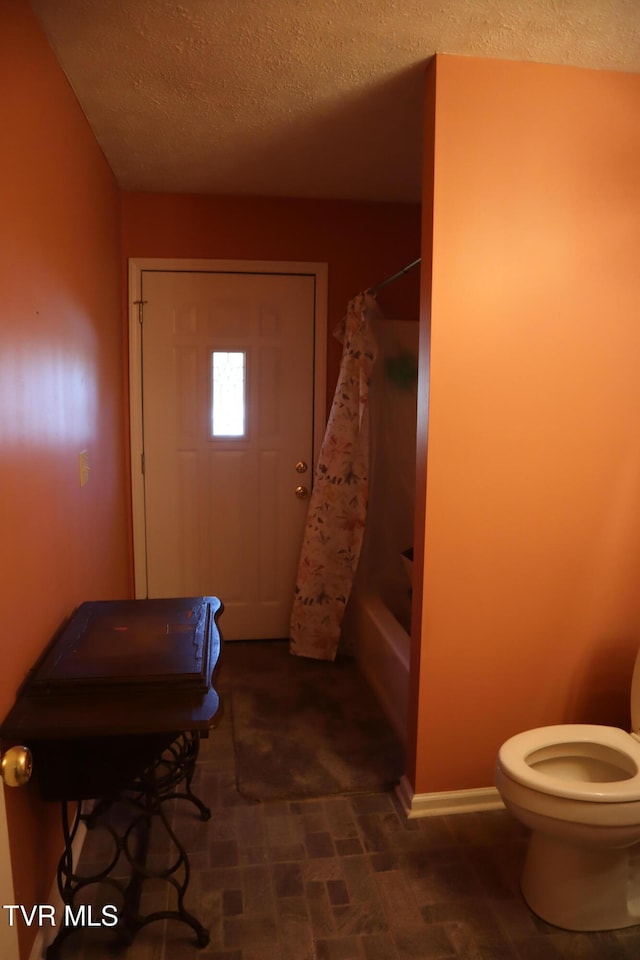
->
[289,291,379,661]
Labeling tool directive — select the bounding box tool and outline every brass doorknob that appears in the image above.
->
[1,746,33,788]
[295,461,308,474]
[295,485,309,499]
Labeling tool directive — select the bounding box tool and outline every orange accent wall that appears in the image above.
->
[0,2,129,956]
[410,55,640,794]
[120,193,422,406]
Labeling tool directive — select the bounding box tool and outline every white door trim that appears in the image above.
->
[128,258,328,598]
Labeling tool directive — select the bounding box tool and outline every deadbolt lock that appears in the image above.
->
[295,461,308,474]
[1,745,33,788]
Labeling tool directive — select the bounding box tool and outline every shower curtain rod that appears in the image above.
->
[368,257,421,296]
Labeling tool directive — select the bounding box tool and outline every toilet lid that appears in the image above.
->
[631,648,640,732]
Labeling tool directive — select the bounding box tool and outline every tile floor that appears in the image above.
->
[52,646,640,960]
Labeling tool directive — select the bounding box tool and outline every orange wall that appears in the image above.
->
[120,193,422,405]
[411,55,640,793]
[0,2,129,955]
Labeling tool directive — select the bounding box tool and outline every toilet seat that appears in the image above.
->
[497,724,640,803]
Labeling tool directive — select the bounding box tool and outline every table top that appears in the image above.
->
[0,596,223,743]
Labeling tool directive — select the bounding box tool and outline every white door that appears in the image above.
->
[0,787,19,960]
[135,266,325,640]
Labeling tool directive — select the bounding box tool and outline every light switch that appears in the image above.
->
[79,450,90,487]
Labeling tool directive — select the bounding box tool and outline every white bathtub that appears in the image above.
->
[347,590,410,747]
[342,316,416,748]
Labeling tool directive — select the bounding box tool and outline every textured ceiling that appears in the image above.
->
[28,0,640,203]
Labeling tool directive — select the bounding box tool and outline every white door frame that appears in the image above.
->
[128,258,328,598]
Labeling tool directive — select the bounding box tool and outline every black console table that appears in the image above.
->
[0,596,222,957]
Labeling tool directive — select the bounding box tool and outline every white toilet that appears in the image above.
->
[495,651,640,932]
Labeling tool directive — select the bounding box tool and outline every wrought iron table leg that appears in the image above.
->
[115,770,209,948]
[45,798,124,959]
[152,731,211,820]
[45,732,211,958]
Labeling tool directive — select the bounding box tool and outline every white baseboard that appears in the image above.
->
[395,775,505,818]
[29,808,90,960]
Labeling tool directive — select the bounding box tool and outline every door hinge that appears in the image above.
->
[134,299,147,324]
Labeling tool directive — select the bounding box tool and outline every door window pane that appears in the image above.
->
[211,351,246,437]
